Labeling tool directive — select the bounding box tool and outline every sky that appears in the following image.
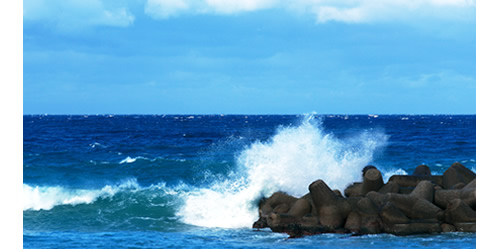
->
[23,0,476,114]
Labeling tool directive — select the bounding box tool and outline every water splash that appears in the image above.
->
[178,114,388,228]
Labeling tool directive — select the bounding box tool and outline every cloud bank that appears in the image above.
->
[24,0,475,29]
[145,0,475,23]
[23,0,135,29]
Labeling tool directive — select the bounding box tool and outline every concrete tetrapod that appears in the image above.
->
[252,163,476,238]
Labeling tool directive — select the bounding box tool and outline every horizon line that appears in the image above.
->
[22,113,477,116]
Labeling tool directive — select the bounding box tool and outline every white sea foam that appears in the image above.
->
[120,156,137,164]
[178,114,388,228]
[381,168,408,183]
[119,156,168,164]
[119,156,155,164]
[89,142,106,149]
[23,179,140,211]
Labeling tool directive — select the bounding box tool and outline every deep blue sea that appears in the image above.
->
[23,114,476,248]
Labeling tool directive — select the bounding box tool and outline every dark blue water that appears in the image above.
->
[23,114,476,248]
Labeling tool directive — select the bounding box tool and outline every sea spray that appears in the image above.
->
[178,114,388,228]
[382,168,408,182]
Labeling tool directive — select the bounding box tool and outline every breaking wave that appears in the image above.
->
[177,114,388,228]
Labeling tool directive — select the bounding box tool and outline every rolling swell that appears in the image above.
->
[23,179,190,232]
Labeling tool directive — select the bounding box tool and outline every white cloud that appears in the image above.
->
[316,6,365,23]
[144,0,277,18]
[144,0,475,23]
[145,0,190,18]
[205,0,277,13]
[23,0,475,28]
[23,0,135,29]
[311,0,476,23]
[429,0,475,6]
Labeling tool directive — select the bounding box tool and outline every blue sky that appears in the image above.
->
[23,0,476,114]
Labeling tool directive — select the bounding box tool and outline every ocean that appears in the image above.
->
[23,114,476,248]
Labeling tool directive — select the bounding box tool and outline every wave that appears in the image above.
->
[89,142,107,149]
[23,179,142,211]
[120,156,138,164]
[24,114,389,230]
[23,179,193,231]
[23,179,190,212]
[118,156,187,165]
[120,156,156,164]
[177,114,388,228]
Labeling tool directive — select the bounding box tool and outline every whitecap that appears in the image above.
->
[23,179,188,212]
[23,179,140,211]
[89,142,106,149]
[119,156,137,164]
